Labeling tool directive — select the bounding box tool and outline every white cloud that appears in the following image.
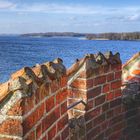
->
[0,2,140,23]
[12,3,101,14]
[0,0,16,9]
[127,14,140,21]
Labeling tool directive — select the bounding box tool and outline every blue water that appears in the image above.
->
[0,36,140,83]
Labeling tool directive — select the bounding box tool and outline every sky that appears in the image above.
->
[0,0,140,34]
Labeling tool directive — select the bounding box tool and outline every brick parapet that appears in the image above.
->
[0,52,140,140]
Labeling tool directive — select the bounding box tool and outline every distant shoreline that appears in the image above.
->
[20,32,140,41]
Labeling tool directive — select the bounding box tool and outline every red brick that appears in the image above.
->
[35,89,41,104]
[86,121,93,130]
[48,125,56,140]
[109,131,122,140]
[7,99,23,116]
[54,106,60,119]
[39,83,50,101]
[95,95,105,106]
[109,114,124,126]
[105,128,112,137]
[94,114,105,126]
[112,121,125,132]
[86,100,94,111]
[70,79,86,89]
[86,67,99,78]
[87,86,101,99]
[56,89,67,105]
[0,119,22,136]
[61,101,67,115]
[106,110,114,119]
[23,111,37,134]
[115,71,122,79]
[67,90,74,98]
[60,76,67,88]
[103,84,110,93]
[110,98,122,108]
[86,79,93,88]
[42,108,59,133]
[57,115,68,132]
[94,75,106,86]
[36,123,42,140]
[61,126,69,140]
[104,65,111,73]
[42,135,47,140]
[69,88,86,99]
[37,102,45,120]
[46,95,55,112]
[85,107,101,121]
[101,121,109,131]
[107,73,114,82]
[78,70,87,78]
[106,92,114,101]
[50,80,59,93]
[111,64,121,71]
[87,126,100,140]
[114,106,122,114]
[55,135,61,140]
[114,89,122,98]
[111,80,121,90]
[102,103,109,112]
[25,130,35,140]
[22,93,35,114]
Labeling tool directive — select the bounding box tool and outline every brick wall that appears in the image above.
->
[0,52,140,140]
[0,58,69,140]
[68,52,140,140]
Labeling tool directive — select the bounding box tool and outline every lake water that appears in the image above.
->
[0,36,140,83]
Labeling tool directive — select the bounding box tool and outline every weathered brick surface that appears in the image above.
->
[0,119,22,136]
[1,52,140,140]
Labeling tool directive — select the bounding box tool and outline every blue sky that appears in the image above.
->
[0,0,140,33]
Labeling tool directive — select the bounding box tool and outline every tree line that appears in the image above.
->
[86,32,140,40]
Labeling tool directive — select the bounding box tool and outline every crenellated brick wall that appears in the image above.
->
[67,52,140,140]
[0,52,140,140]
[0,58,69,140]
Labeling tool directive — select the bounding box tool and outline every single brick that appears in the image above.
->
[115,71,122,79]
[106,110,114,119]
[95,95,106,106]
[102,103,109,112]
[56,89,67,105]
[111,80,121,90]
[107,73,114,82]
[94,75,106,86]
[60,76,67,88]
[61,101,67,115]
[114,89,122,98]
[87,86,101,99]
[94,114,105,126]
[46,95,55,112]
[106,92,114,101]
[50,80,59,93]
[110,98,122,108]
[85,107,101,121]
[103,84,110,93]
[111,64,121,71]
